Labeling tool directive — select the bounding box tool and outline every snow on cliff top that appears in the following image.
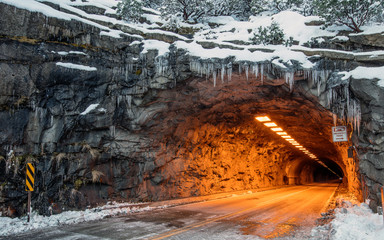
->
[197,11,336,45]
[339,66,384,88]
[1,0,384,82]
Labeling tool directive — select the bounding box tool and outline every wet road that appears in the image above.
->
[7,183,337,240]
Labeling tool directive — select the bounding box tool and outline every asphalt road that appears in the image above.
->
[6,183,338,240]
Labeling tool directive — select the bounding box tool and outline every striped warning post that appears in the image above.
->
[25,163,35,192]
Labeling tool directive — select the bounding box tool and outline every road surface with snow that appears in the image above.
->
[5,183,337,239]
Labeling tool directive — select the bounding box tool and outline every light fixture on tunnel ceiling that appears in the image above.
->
[276,132,288,136]
[255,116,271,122]
[264,122,278,127]
[255,115,320,162]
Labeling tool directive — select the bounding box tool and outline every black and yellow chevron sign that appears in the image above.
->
[25,163,35,192]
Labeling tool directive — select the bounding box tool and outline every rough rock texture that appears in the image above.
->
[350,77,384,211]
[0,2,383,217]
[349,32,384,48]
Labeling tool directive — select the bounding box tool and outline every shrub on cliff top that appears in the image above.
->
[313,0,384,32]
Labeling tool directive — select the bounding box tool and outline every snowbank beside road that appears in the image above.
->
[0,202,160,237]
[312,201,384,240]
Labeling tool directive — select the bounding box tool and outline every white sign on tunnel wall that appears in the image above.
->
[332,126,348,142]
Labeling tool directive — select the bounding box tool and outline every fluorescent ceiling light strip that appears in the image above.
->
[277,132,288,136]
[257,115,315,160]
[256,116,271,122]
[264,122,278,127]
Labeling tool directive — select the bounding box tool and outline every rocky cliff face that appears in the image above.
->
[1,1,384,217]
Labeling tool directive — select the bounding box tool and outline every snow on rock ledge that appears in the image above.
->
[56,62,97,71]
[339,66,384,88]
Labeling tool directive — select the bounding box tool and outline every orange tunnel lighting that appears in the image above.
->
[255,116,271,122]
[255,115,317,161]
[264,122,278,127]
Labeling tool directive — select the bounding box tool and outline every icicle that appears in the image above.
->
[201,62,207,77]
[244,63,249,81]
[127,63,133,73]
[34,107,46,122]
[260,64,264,84]
[355,100,361,135]
[239,64,242,75]
[227,62,232,81]
[125,64,129,81]
[328,80,361,135]
[333,113,337,126]
[206,63,214,81]
[345,85,350,117]
[252,64,259,79]
[213,69,217,87]
[110,125,116,138]
[117,96,121,107]
[285,72,295,91]
[327,88,333,108]
[126,95,132,108]
[221,64,225,83]
[155,56,168,76]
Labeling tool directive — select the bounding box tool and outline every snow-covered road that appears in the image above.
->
[5,183,337,239]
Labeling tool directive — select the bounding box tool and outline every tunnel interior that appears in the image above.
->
[313,159,344,182]
[137,70,360,201]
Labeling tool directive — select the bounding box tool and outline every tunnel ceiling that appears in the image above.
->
[150,73,342,167]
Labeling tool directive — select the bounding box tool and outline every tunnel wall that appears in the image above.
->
[142,120,294,200]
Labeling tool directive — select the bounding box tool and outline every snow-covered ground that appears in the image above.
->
[1,197,384,239]
[0,201,164,236]
[311,201,384,240]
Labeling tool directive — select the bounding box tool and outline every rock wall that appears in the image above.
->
[350,77,384,211]
[0,4,296,216]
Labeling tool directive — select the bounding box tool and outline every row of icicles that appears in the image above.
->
[188,60,361,134]
[188,60,332,93]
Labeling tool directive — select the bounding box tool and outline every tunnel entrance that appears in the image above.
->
[142,73,359,201]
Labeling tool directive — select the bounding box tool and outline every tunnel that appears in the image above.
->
[133,69,360,201]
